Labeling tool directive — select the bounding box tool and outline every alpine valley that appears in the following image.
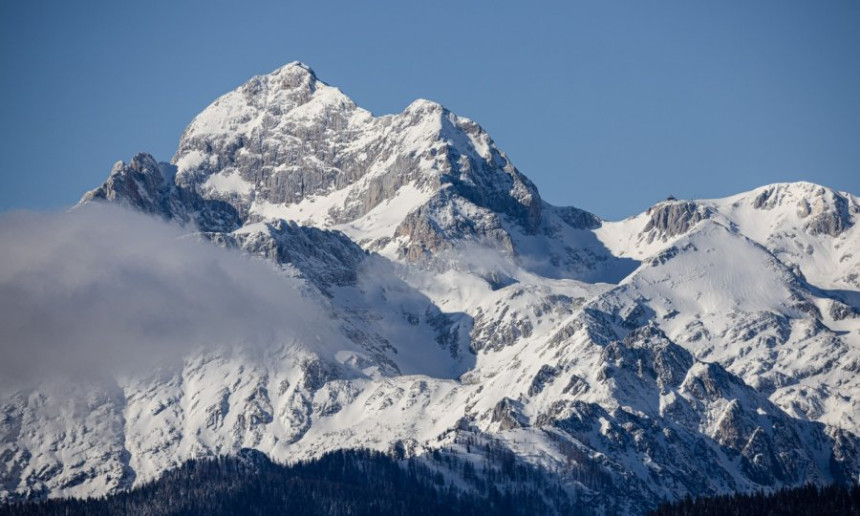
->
[2,63,858,514]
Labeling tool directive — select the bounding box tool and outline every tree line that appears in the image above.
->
[649,482,860,516]
[0,447,576,516]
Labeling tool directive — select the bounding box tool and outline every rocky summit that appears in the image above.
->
[4,62,859,514]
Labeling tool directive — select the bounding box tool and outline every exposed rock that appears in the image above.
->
[643,201,711,242]
[207,220,367,292]
[491,398,528,430]
[829,300,857,321]
[752,183,855,237]
[528,365,560,397]
[81,153,242,233]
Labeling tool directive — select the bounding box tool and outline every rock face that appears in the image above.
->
[2,63,859,514]
[643,201,711,242]
[208,220,367,292]
[167,63,544,262]
[753,182,855,237]
[99,62,631,283]
[81,153,242,232]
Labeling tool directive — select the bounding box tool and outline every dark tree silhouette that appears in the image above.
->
[649,482,860,516]
[0,447,583,516]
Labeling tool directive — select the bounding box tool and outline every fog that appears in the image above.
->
[0,204,319,380]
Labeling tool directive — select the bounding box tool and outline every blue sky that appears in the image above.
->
[1,0,858,220]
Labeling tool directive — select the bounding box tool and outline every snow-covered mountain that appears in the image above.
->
[3,62,858,514]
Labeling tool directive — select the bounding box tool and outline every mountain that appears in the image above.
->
[82,62,627,283]
[2,62,858,514]
[594,184,859,430]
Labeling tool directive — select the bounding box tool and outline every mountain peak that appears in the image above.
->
[274,60,316,76]
[405,98,446,114]
[267,61,319,88]
[735,181,857,237]
[157,63,556,258]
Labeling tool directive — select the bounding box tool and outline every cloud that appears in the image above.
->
[0,204,320,381]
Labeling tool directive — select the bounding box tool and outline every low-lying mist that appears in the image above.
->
[0,204,320,381]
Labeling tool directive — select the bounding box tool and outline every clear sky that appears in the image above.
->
[1,0,858,220]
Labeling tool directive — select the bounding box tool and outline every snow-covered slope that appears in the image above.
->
[3,63,858,514]
[595,221,859,429]
[596,182,859,293]
[594,185,859,428]
[85,62,630,283]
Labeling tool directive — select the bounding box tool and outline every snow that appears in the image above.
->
[336,184,435,242]
[287,85,354,121]
[174,149,209,173]
[596,182,860,294]
[186,88,255,136]
[701,183,860,292]
[202,171,254,195]
[626,222,795,314]
[594,211,661,258]
[250,182,353,226]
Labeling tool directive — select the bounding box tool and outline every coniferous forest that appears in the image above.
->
[2,446,858,515]
[0,448,573,516]
[649,482,860,516]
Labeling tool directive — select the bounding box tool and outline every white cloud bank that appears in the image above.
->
[0,204,320,380]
